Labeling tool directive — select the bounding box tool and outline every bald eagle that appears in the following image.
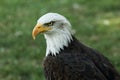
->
[32,13,120,80]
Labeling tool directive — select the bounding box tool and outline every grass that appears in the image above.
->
[0,0,120,80]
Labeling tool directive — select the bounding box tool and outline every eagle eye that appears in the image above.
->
[44,21,55,26]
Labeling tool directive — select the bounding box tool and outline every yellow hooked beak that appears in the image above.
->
[32,24,52,40]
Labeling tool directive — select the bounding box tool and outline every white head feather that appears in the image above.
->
[37,13,75,56]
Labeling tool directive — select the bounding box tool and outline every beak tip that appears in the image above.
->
[33,37,35,40]
[32,33,36,40]
[32,35,36,40]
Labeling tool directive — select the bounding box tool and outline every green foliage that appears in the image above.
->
[0,0,120,80]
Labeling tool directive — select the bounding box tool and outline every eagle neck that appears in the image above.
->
[44,30,73,56]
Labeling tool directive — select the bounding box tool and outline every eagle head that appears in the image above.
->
[32,13,74,56]
[32,13,73,39]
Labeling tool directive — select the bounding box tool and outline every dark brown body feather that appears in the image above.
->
[43,36,120,80]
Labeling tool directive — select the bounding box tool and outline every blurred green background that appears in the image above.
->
[0,0,120,80]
